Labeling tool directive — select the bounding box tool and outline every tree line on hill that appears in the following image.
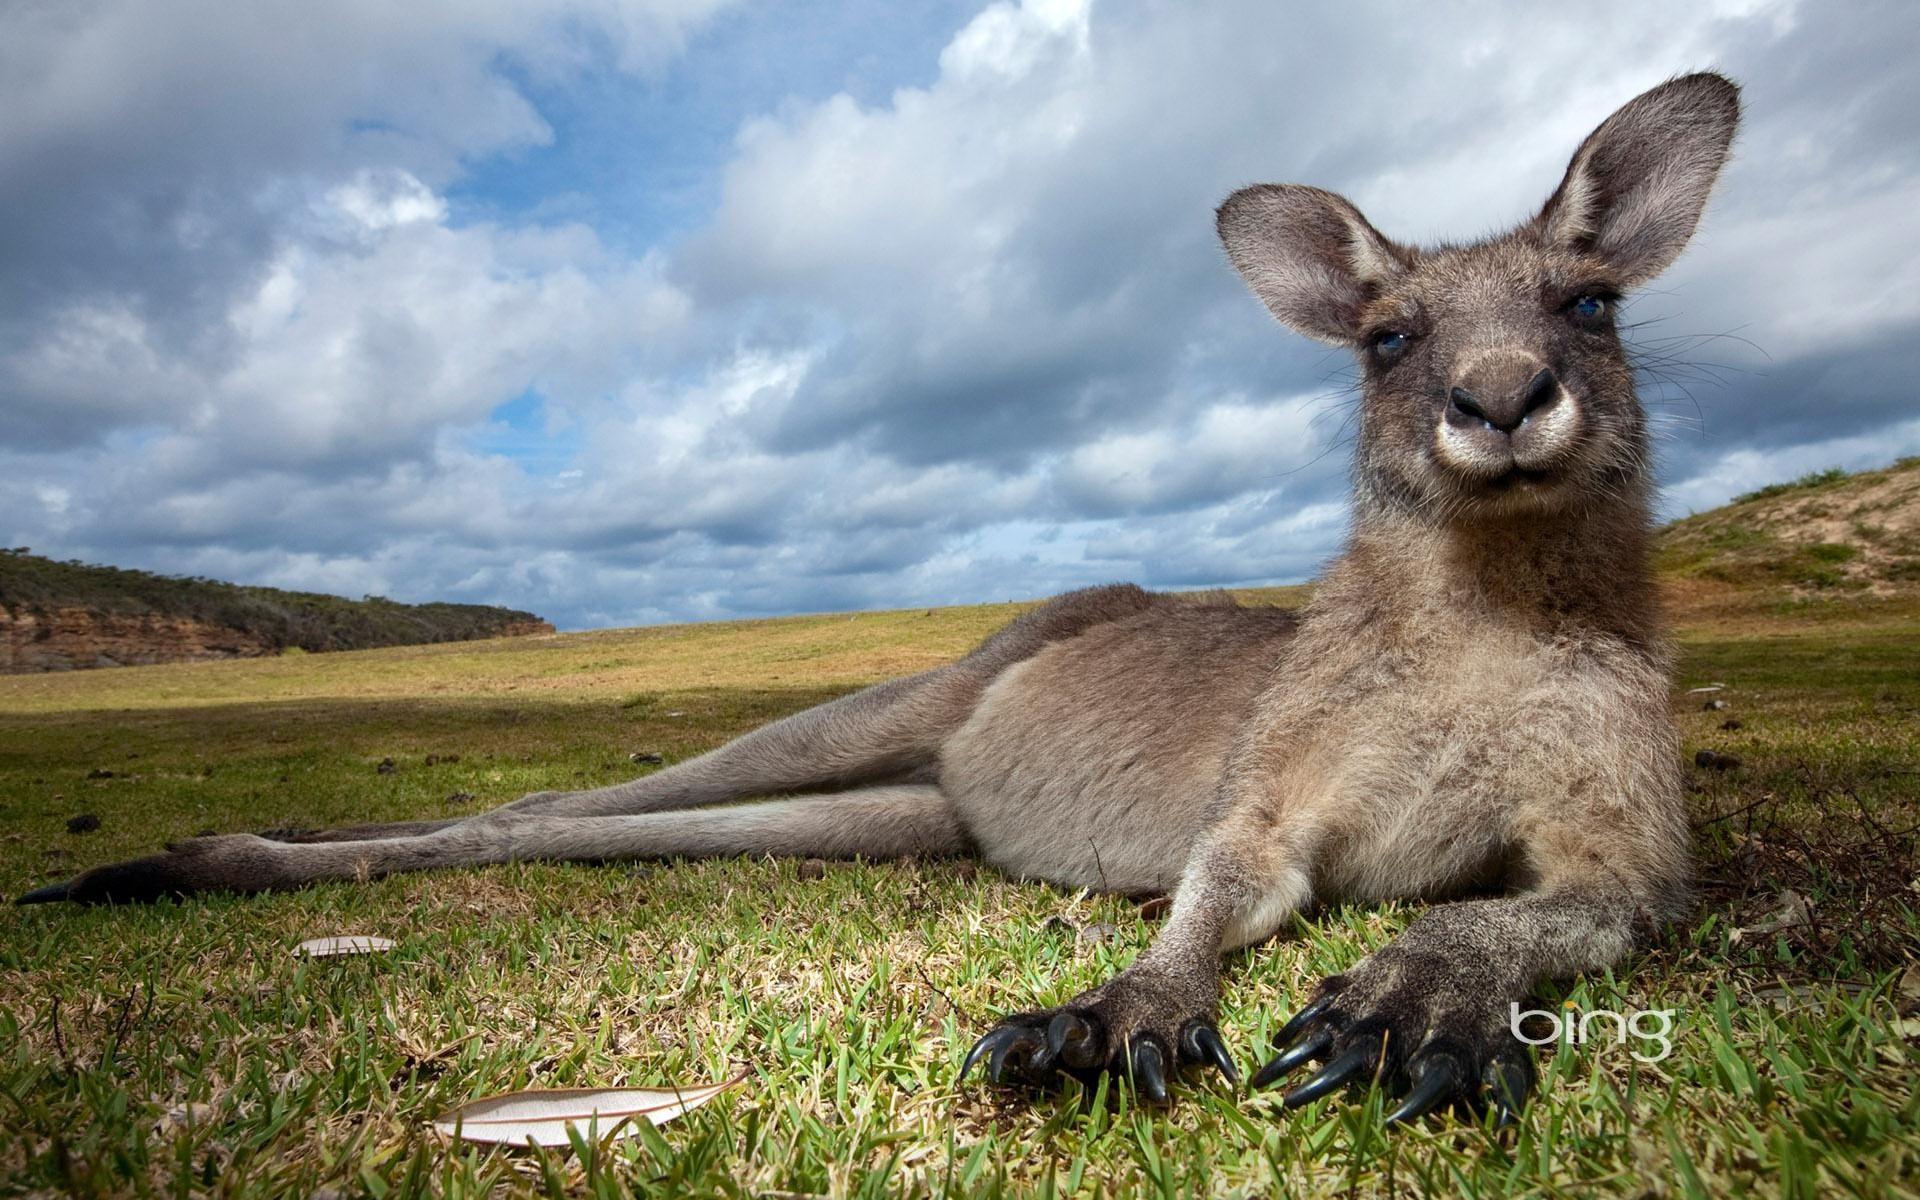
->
[0,549,551,654]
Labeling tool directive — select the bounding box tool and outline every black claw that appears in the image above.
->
[993,1026,1047,1082]
[1180,1022,1238,1085]
[1251,1026,1333,1089]
[1270,992,1337,1049]
[962,1025,1043,1083]
[1384,1052,1464,1124]
[1129,1037,1170,1104]
[1281,1037,1382,1108]
[967,1004,1239,1104]
[1046,1010,1102,1071]
[1484,1046,1536,1126]
[14,881,72,905]
[959,1028,1003,1080]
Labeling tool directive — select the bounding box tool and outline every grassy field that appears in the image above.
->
[2,565,1917,1194]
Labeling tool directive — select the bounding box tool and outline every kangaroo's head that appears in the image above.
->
[1218,73,1740,523]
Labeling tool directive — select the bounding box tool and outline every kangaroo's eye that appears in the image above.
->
[1571,295,1607,320]
[1374,330,1409,354]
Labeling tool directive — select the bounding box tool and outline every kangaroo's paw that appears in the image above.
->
[960,967,1235,1104]
[14,834,288,906]
[1251,953,1536,1126]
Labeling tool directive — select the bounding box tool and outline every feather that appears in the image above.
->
[433,1069,748,1147]
[292,935,396,957]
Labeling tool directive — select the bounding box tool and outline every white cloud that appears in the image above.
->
[1055,395,1325,515]
[940,0,1091,84]
[324,170,450,232]
[0,0,733,182]
[198,209,690,470]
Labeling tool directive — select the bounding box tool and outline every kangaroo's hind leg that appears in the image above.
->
[493,584,1166,821]
[27,584,1164,901]
[255,668,972,847]
[261,583,1168,842]
[264,818,463,844]
[22,785,968,903]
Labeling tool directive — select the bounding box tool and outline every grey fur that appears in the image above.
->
[23,73,1741,1124]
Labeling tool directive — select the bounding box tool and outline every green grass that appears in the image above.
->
[1732,466,1853,505]
[1,594,1917,1196]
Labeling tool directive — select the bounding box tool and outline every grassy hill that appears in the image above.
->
[1659,457,1920,604]
[0,550,551,666]
[0,466,1915,1196]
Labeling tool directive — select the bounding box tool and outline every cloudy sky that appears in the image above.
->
[3,0,1916,629]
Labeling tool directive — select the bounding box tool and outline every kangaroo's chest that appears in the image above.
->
[1277,624,1587,898]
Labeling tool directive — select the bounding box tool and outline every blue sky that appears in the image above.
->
[3,0,1917,629]
[447,2,980,248]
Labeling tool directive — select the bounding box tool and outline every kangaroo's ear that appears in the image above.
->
[1216,184,1412,347]
[1538,72,1741,286]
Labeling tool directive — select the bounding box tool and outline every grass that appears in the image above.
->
[1732,467,1853,506]
[1,589,1916,1196]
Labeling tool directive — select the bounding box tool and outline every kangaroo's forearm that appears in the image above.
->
[1378,887,1639,995]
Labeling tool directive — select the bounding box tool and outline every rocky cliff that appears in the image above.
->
[0,605,556,673]
[0,606,277,672]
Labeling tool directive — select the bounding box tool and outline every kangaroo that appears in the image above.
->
[21,73,1739,1125]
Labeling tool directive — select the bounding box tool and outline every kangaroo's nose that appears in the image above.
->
[1447,368,1560,434]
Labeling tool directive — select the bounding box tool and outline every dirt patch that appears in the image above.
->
[1758,470,1920,592]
